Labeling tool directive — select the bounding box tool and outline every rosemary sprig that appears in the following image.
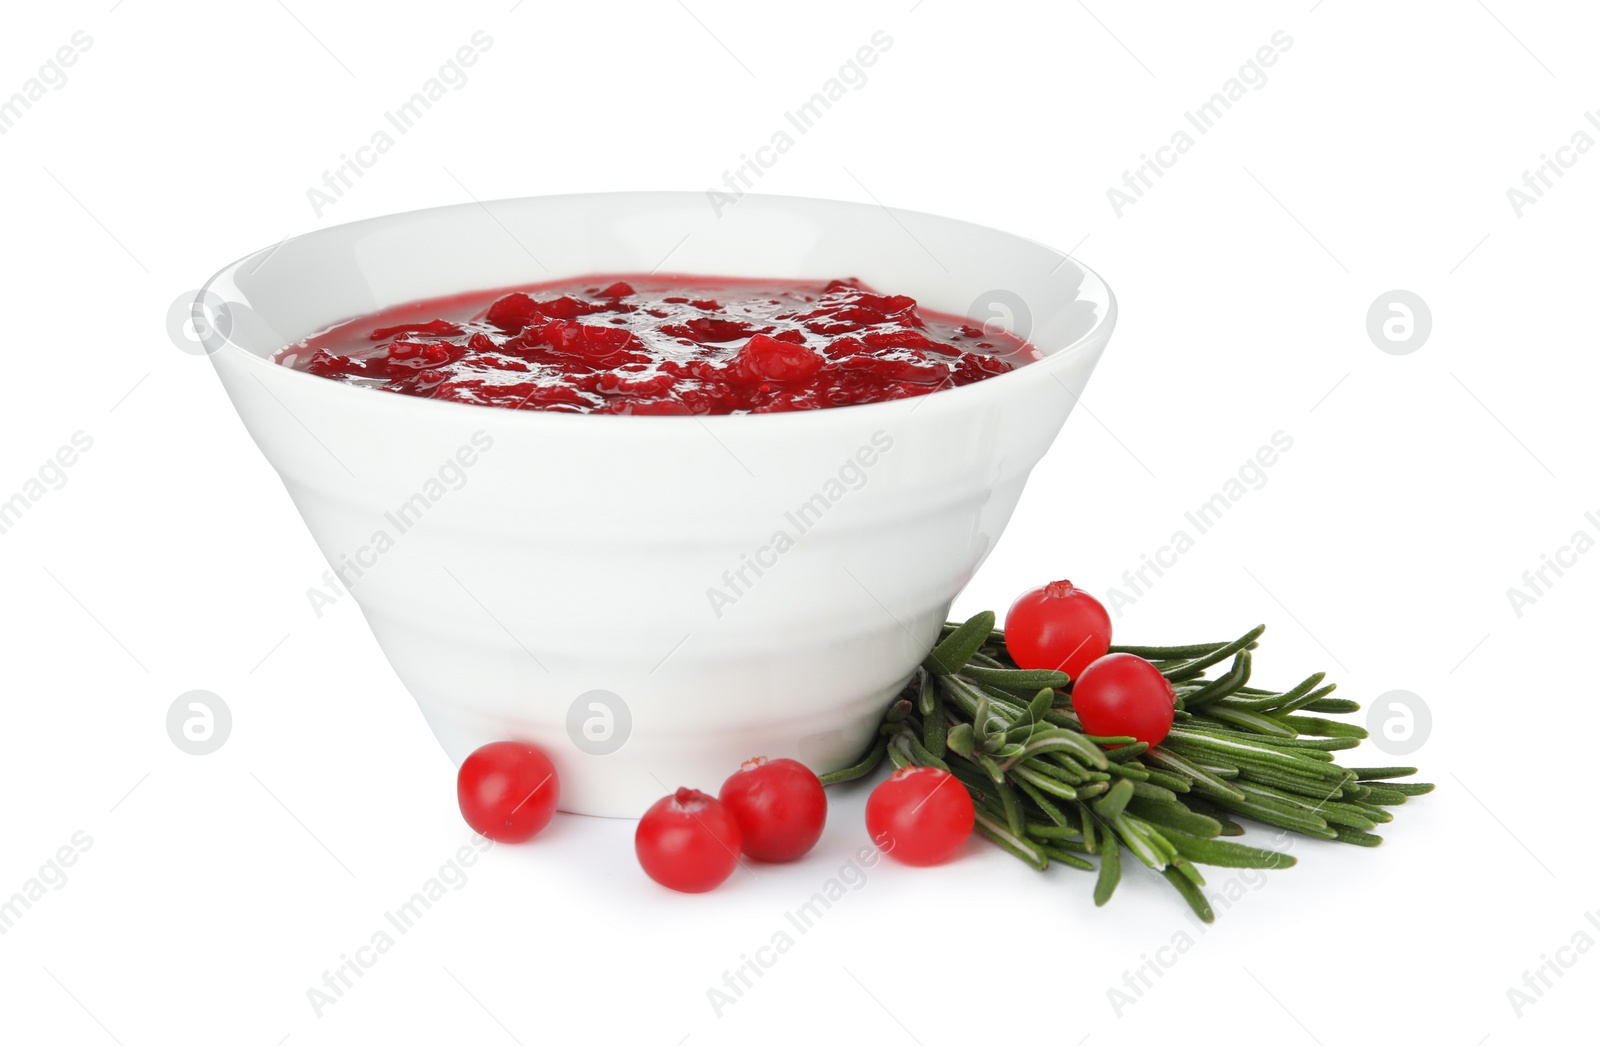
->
[825,616,1435,921]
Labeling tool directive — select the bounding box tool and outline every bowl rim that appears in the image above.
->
[200,190,1117,428]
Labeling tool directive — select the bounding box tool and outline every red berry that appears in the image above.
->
[866,766,974,866]
[1071,653,1176,746]
[635,787,743,893]
[1004,580,1113,681]
[718,757,827,863]
[456,742,560,842]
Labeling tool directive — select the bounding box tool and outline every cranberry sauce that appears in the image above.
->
[275,275,1040,415]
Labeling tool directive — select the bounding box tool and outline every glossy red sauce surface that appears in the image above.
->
[275,275,1039,415]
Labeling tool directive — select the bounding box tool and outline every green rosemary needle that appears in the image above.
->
[826,614,1433,921]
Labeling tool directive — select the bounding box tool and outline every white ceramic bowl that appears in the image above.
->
[201,192,1116,816]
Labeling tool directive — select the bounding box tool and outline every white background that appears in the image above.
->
[2,1,1595,1043]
